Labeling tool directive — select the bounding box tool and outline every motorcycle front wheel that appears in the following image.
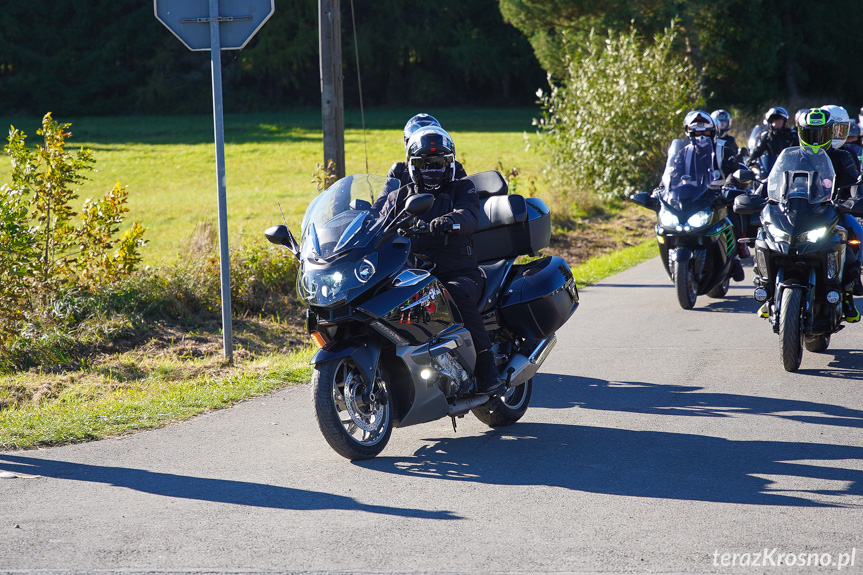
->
[672,260,698,309]
[780,288,804,372]
[472,378,532,427]
[312,358,392,460]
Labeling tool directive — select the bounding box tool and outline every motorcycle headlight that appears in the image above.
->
[803,227,828,243]
[686,209,712,229]
[766,223,791,243]
[659,208,679,228]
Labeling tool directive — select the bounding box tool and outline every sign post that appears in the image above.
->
[154,0,274,363]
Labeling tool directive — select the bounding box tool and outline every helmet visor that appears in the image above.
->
[799,125,832,151]
[834,122,850,140]
[409,154,452,172]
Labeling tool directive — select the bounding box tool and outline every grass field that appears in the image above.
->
[0,108,545,264]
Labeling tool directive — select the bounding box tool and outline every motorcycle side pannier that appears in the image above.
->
[499,256,579,341]
[468,171,552,263]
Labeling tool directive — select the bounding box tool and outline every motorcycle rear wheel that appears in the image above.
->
[780,288,804,372]
[472,378,532,427]
[804,334,830,353]
[312,358,392,460]
[672,260,698,309]
[706,277,730,298]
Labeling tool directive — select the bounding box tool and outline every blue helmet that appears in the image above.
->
[403,114,441,148]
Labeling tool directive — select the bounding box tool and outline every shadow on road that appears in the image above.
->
[530,373,863,427]
[798,349,863,380]
[361,422,863,508]
[692,294,760,314]
[0,455,460,520]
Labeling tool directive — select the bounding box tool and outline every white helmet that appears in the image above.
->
[821,105,850,149]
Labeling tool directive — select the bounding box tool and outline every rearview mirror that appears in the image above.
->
[405,193,434,215]
[733,168,757,182]
[264,224,300,259]
[836,197,863,217]
[733,194,766,215]
[629,191,658,210]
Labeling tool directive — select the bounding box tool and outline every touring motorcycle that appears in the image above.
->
[630,138,745,309]
[265,172,578,460]
[734,147,863,371]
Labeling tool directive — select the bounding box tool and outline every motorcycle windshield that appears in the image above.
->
[298,174,401,306]
[300,174,401,260]
[660,138,714,210]
[766,147,835,205]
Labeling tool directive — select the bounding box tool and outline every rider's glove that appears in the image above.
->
[429,216,454,236]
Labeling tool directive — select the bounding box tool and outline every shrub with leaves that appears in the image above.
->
[0,113,146,345]
[536,22,704,206]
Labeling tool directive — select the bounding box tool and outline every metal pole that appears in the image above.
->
[209,0,233,362]
[319,0,345,179]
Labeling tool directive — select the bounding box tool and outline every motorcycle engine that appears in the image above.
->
[432,351,470,398]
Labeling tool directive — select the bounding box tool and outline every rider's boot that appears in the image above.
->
[843,292,861,323]
[732,258,745,282]
[758,302,769,318]
[475,350,504,395]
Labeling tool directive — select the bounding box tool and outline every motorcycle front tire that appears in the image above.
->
[780,288,804,372]
[672,260,698,309]
[312,358,393,460]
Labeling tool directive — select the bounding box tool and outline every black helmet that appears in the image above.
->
[711,109,732,137]
[683,110,716,139]
[403,113,440,148]
[406,126,456,191]
[849,121,861,139]
[763,106,789,130]
[797,108,833,154]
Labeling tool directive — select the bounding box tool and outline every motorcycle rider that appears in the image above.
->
[387,114,467,187]
[801,108,861,321]
[373,126,503,394]
[711,109,744,169]
[679,110,749,270]
[747,107,797,172]
[845,121,863,170]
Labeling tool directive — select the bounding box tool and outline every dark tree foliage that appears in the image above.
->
[0,0,544,116]
[499,0,863,112]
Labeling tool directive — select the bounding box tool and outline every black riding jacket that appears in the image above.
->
[387,160,467,187]
[373,178,480,279]
[749,127,797,164]
[827,147,862,200]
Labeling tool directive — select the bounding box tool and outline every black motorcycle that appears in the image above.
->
[265,172,578,460]
[734,146,863,371]
[630,138,744,309]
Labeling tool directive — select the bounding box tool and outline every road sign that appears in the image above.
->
[154,0,275,362]
[154,0,274,51]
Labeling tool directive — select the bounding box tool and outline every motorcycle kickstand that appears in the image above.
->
[451,416,458,433]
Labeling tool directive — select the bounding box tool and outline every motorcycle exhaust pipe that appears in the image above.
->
[502,336,557,388]
[447,394,490,418]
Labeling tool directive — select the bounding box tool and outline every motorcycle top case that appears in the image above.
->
[467,170,552,263]
[499,256,579,341]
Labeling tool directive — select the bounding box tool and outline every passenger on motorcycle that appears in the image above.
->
[800,108,861,321]
[387,114,467,187]
[373,126,503,393]
[712,109,745,170]
[748,107,797,169]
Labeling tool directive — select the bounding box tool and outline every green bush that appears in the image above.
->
[0,114,146,346]
[536,23,704,207]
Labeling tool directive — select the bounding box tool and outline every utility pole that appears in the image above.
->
[319,0,345,180]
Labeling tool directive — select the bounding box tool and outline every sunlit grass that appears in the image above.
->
[571,240,658,289]
[0,109,544,264]
[0,346,315,450]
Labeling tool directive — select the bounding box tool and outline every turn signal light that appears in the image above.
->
[849,239,861,246]
[310,331,327,349]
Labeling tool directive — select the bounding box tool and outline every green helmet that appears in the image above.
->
[797,108,833,154]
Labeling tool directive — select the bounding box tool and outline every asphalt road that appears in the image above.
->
[2,258,862,575]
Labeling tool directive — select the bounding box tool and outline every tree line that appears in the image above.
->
[1,0,860,117]
[0,0,545,116]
